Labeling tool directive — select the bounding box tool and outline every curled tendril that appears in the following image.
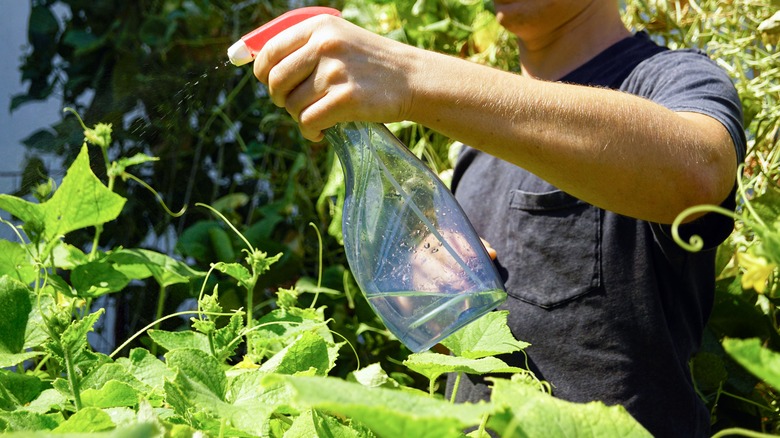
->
[63,107,88,131]
[122,172,186,217]
[672,163,768,253]
[109,309,244,359]
[196,202,254,252]
[671,204,746,253]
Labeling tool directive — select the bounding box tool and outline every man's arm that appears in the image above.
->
[254,15,738,225]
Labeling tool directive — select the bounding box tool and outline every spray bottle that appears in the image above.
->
[228,7,506,352]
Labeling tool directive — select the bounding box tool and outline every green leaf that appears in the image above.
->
[247,250,283,277]
[211,312,243,361]
[263,374,494,437]
[41,145,125,242]
[287,409,374,438]
[20,129,57,152]
[106,248,203,287]
[294,277,342,296]
[404,352,525,383]
[226,370,289,416]
[284,410,320,438]
[276,287,299,309]
[0,276,33,354]
[28,5,59,42]
[0,370,43,410]
[71,259,131,297]
[0,410,61,432]
[61,310,105,360]
[52,407,115,433]
[116,348,175,391]
[259,332,339,376]
[690,351,728,392]
[82,363,148,393]
[148,330,210,355]
[208,227,236,262]
[349,363,400,389]
[440,310,529,359]
[165,349,226,399]
[722,338,780,390]
[0,352,43,369]
[488,377,651,437]
[114,153,159,172]
[176,220,221,262]
[51,242,89,270]
[0,195,45,239]
[165,367,276,435]
[212,262,252,288]
[249,308,332,359]
[81,380,140,408]
[24,389,68,415]
[0,145,125,256]
[62,29,104,55]
[23,294,53,351]
[0,242,37,285]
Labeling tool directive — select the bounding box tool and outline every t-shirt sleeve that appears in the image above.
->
[621,49,747,250]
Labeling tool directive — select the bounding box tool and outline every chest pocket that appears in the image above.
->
[503,189,602,308]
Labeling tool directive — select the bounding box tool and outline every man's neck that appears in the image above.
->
[517,5,631,81]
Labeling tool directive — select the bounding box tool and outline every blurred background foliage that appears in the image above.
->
[9,0,780,433]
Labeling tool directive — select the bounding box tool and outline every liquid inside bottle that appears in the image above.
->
[325,122,506,352]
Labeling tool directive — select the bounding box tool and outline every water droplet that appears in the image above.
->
[424,242,430,249]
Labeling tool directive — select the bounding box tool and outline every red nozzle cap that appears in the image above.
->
[228,7,341,66]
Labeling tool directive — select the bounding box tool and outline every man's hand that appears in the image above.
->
[252,14,415,141]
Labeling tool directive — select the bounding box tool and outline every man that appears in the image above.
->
[253,1,745,435]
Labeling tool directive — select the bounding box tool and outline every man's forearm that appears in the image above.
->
[403,49,737,224]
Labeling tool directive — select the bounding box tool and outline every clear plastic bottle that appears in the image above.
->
[326,122,506,351]
[229,8,506,352]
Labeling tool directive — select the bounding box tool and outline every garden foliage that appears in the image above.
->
[0,123,652,435]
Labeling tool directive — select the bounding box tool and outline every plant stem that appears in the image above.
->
[151,284,167,357]
[246,275,256,331]
[109,310,240,359]
[720,390,775,412]
[711,428,779,438]
[88,175,116,260]
[449,372,462,403]
[62,345,83,411]
[309,222,323,309]
[477,412,490,437]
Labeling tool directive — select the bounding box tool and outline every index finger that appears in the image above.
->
[253,21,313,85]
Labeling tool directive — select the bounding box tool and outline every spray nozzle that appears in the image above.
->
[227,6,342,66]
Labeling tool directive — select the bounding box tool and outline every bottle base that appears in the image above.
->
[367,289,507,353]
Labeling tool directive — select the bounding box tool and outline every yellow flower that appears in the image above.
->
[737,252,776,294]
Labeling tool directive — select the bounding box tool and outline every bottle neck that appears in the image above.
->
[324,122,369,189]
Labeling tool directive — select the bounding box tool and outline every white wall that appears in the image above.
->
[0,3,63,240]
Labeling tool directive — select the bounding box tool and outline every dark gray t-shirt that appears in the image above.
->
[448,33,746,437]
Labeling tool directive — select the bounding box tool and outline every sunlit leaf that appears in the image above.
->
[263,374,495,438]
[40,145,126,242]
[259,332,339,376]
[441,310,529,359]
[404,352,525,383]
[0,276,32,354]
[723,338,780,390]
[488,377,651,437]
[148,330,209,355]
[52,407,115,432]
